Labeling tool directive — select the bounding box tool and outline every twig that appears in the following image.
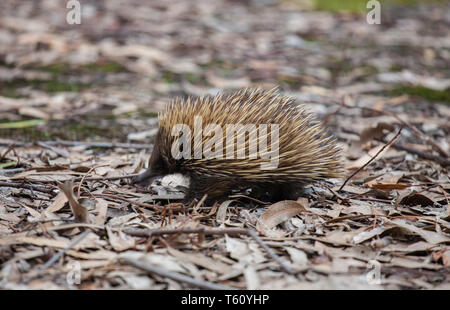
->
[341,128,450,167]
[193,194,207,212]
[228,194,268,205]
[38,223,104,232]
[392,143,450,167]
[90,193,163,212]
[322,214,376,225]
[8,173,142,183]
[79,173,142,181]
[48,140,153,150]
[0,181,58,195]
[22,229,91,284]
[123,227,248,237]
[0,139,153,150]
[120,257,235,290]
[37,141,70,157]
[338,128,403,192]
[123,227,296,274]
[0,144,15,160]
[246,229,297,274]
[76,165,109,199]
[0,168,25,175]
[338,100,449,158]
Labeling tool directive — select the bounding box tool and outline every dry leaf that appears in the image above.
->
[167,247,233,275]
[106,226,136,252]
[46,192,68,213]
[256,200,306,234]
[388,219,450,244]
[360,122,395,144]
[57,181,89,223]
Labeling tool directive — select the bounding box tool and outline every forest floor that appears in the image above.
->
[0,0,449,289]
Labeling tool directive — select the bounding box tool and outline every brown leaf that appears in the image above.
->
[256,200,306,234]
[360,122,395,144]
[46,192,68,212]
[167,247,233,275]
[370,183,410,190]
[57,180,89,223]
[345,144,391,170]
[396,191,435,208]
[441,250,450,267]
[106,226,135,252]
[388,219,450,244]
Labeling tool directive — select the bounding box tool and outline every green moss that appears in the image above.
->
[161,71,178,84]
[36,63,71,75]
[66,122,107,139]
[391,86,450,104]
[313,0,445,13]
[183,72,205,84]
[0,115,134,141]
[0,82,21,98]
[36,61,127,74]
[45,79,90,93]
[135,110,159,118]
[313,0,367,13]
[0,78,91,98]
[82,62,127,73]
[389,64,404,72]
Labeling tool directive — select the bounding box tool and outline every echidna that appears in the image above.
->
[132,88,342,202]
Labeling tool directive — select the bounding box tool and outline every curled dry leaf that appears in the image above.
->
[345,144,390,170]
[243,265,260,290]
[396,191,435,208]
[57,181,89,223]
[285,247,308,268]
[256,200,306,236]
[352,227,389,244]
[388,219,450,244]
[360,122,395,144]
[167,247,233,275]
[106,226,136,252]
[216,200,235,224]
[94,198,108,226]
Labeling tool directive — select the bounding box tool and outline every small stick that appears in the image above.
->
[246,229,297,275]
[0,140,153,150]
[193,194,207,212]
[338,100,448,158]
[228,194,268,205]
[123,227,296,274]
[0,168,25,175]
[46,141,153,150]
[90,193,163,212]
[37,141,70,158]
[0,144,15,160]
[8,173,143,183]
[322,214,376,225]
[338,128,402,192]
[22,229,91,284]
[341,128,450,167]
[120,257,235,290]
[0,181,57,195]
[123,227,248,237]
[392,143,450,167]
[76,165,109,198]
[79,173,142,181]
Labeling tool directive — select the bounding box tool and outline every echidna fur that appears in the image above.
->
[132,88,342,202]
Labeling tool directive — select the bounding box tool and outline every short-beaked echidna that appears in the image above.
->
[132,88,342,202]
